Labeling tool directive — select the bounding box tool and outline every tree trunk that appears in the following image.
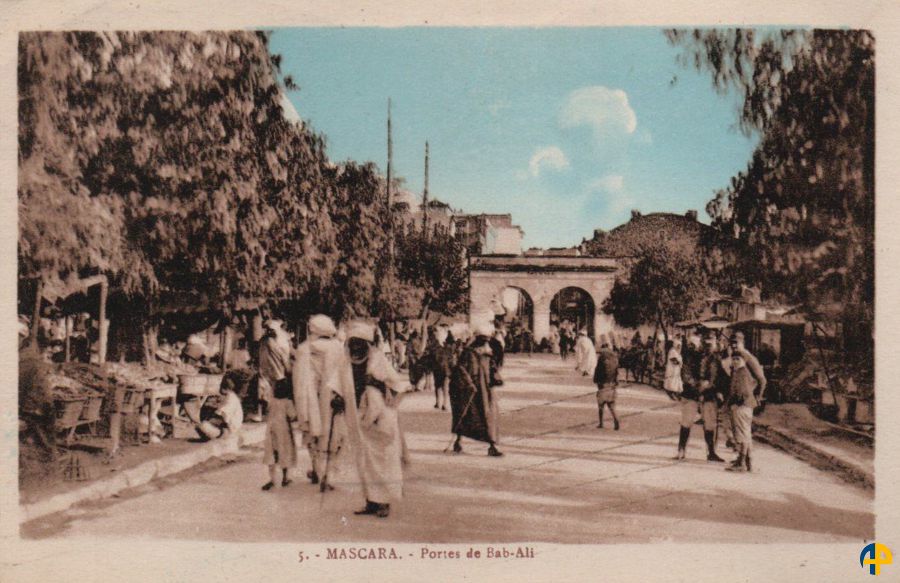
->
[64,315,71,363]
[98,279,108,365]
[30,277,43,351]
[812,321,840,408]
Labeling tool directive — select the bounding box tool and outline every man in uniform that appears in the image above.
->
[726,350,760,472]
[594,341,620,430]
[674,334,703,459]
[698,332,726,462]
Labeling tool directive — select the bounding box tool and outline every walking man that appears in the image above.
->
[594,341,620,430]
[449,323,504,456]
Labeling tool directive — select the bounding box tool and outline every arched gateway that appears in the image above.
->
[469,256,619,345]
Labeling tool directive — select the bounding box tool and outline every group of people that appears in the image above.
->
[572,327,766,473]
[236,315,509,519]
[662,330,766,471]
[251,316,410,518]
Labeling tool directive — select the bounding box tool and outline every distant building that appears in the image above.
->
[454,213,524,255]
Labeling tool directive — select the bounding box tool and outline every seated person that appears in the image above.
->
[196,385,244,441]
[182,334,209,366]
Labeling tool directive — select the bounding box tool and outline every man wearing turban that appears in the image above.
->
[339,321,411,518]
[449,323,504,457]
[292,314,353,486]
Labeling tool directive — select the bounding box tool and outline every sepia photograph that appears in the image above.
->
[2,2,897,581]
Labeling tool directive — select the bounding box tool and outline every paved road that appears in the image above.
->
[25,355,873,543]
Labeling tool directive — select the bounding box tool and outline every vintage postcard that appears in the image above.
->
[2,1,899,581]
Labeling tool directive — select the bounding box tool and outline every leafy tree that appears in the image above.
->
[666,29,874,358]
[395,222,468,321]
[603,243,709,347]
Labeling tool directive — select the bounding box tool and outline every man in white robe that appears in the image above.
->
[292,314,355,487]
[574,330,598,377]
[339,321,411,518]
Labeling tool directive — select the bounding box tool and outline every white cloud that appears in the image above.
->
[560,86,637,138]
[528,146,570,177]
[589,174,634,214]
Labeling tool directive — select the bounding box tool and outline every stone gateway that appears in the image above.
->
[468,256,620,346]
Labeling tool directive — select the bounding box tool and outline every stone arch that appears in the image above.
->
[549,286,596,338]
[498,285,534,332]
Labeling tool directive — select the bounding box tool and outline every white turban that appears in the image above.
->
[347,320,375,343]
[308,314,337,338]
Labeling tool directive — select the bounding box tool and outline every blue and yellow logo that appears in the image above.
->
[860,543,893,576]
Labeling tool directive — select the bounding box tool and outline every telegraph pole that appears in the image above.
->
[422,140,429,239]
[386,98,393,209]
[386,98,397,350]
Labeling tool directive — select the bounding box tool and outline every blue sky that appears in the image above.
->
[269,28,758,249]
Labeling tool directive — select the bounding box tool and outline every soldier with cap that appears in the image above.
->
[674,333,703,460]
[698,332,727,462]
[726,332,767,472]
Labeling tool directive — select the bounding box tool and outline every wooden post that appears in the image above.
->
[64,315,71,363]
[31,278,43,351]
[98,278,108,364]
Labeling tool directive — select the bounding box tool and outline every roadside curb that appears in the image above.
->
[20,423,267,524]
[753,420,874,490]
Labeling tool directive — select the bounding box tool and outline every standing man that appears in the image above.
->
[449,323,504,457]
[674,334,703,459]
[258,320,291,406]
[698,332,726,462]
[594,341,621,430]
[730,331,767,408]
[715,341,736,450]
[559,325,571,361]
[726,350,760,472]
[339,321,410,518]
[432,329,453,411]
[574,329,598,377]
[293,314,349,487]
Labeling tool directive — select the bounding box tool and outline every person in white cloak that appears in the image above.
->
[292,314,355,488]
[663,338,684,398]
[340,321,411,519]
[574,329,598,377]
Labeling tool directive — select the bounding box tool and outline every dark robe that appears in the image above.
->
[449,345,500,443]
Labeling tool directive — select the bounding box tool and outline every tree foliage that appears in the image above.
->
[603,243,709,342]
[19,31,468,330]
[666,29,874,354]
